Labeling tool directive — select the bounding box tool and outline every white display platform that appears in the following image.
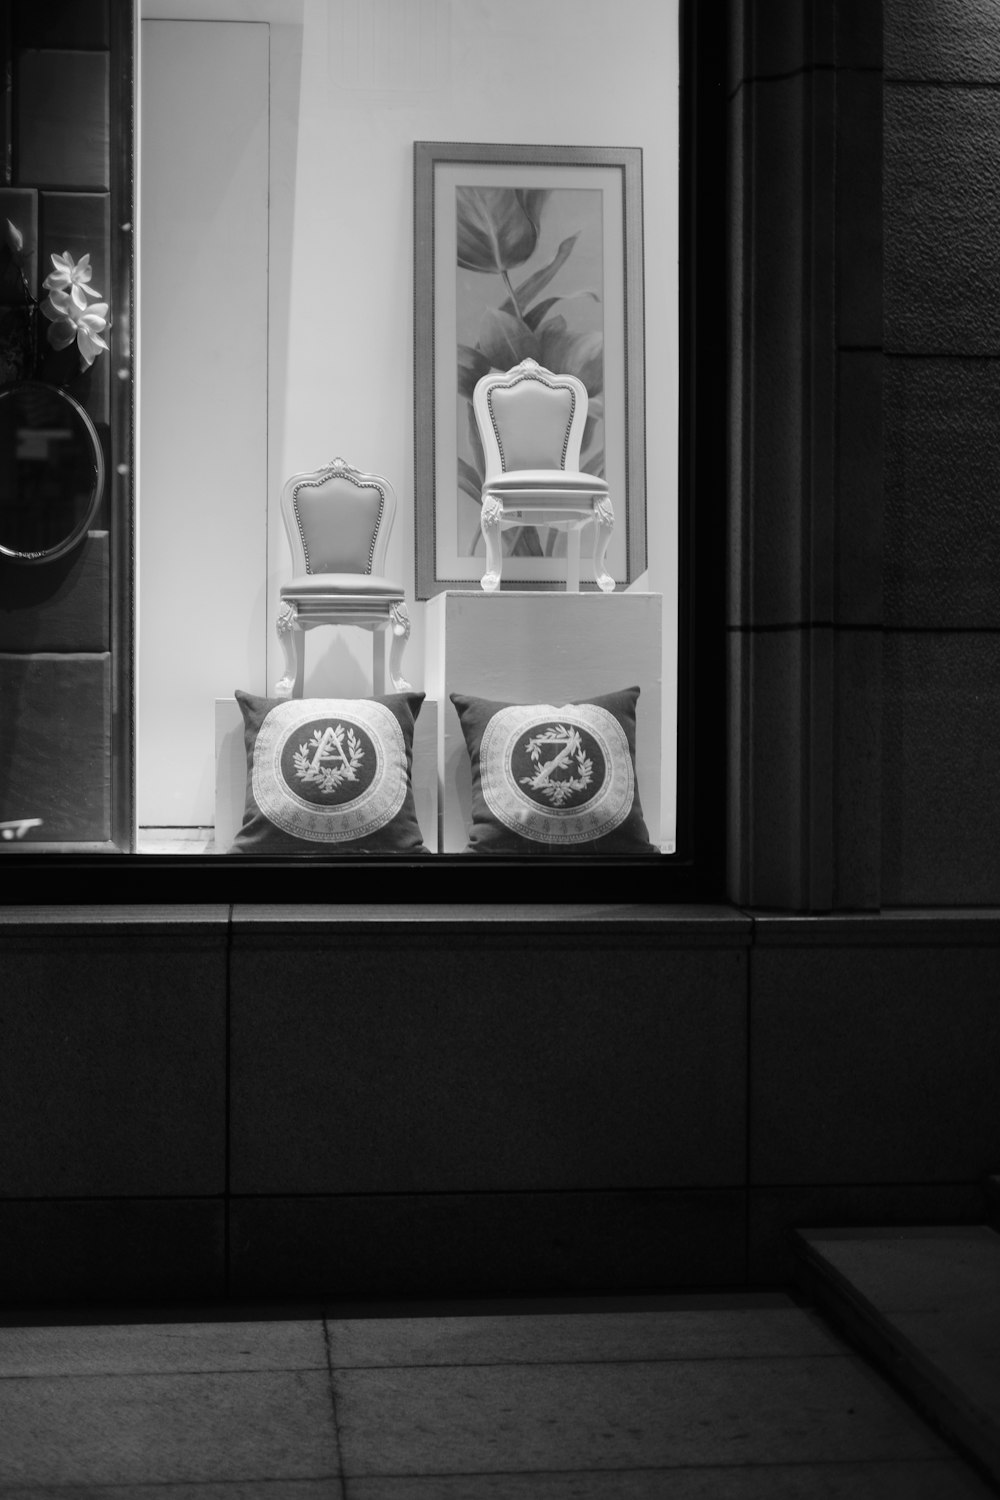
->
[425,591,662,852]
[215,697,439,853]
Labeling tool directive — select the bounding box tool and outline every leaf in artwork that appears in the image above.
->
[538,326,604,396]
[504,233,580,317]
[457,343,491,400]
[458,457,483,501]
[523,289,600,334]
[476,306,540,370]
[518,188,550,230]
[467,401,486,474]
[456,188,547,274]
[534,311,567,348]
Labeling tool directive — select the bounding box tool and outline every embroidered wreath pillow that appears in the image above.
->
[231,691,428,854]
[449,686,655,854]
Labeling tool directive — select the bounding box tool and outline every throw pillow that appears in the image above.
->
[449,686,655,854]
[230,690,428,853]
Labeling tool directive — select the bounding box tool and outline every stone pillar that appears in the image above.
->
[727,0,883,909]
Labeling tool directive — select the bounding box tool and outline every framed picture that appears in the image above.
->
[413,141,646,598]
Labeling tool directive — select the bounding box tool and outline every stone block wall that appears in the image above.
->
[729,0,1000,911]
[0,907,994,1306]
[882,0,1000,903]
[727,0,884,910]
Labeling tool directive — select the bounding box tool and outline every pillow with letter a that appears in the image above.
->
[450,686,655,854]
[231,690,428,853]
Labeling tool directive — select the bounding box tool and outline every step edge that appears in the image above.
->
[794,1230,1000,1488]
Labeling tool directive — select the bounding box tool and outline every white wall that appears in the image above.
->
[138,18,269,824]
[139,0,679,837]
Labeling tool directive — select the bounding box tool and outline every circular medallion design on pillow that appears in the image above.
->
[479,702,634,844]
[252,698,406,842]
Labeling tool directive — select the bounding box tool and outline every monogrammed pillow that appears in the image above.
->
[231,691,428,854]
[450,686,654,854]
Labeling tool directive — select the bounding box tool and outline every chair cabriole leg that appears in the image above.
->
[388,601,412,692]
[275,600,304,698]
[593,495,615,593]
[480,493,504,592]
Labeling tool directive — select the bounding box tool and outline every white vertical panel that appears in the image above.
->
[138,19,268,824]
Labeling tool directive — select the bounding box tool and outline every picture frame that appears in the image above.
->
[413,141,646,599]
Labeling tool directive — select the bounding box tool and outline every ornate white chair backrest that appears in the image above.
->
[474,359,588,480]
[280,458,396,577]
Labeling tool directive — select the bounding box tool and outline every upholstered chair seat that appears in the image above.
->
[274,457,411,699]
[484,469,611,495]
[281,573,405,597]
[472,357,616,592]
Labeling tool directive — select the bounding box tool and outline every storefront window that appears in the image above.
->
[1,0,725,897]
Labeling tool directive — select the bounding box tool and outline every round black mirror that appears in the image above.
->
[0,380,105,564]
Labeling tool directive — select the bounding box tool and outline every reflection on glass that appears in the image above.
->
[0,381,104,563]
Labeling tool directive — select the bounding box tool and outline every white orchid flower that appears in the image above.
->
[42,250,103,311]
[41,287,110,367]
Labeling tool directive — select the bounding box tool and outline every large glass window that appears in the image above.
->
[2,0,726,898]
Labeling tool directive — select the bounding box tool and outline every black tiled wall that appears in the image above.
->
[228,941,747,1195]
[0,912,229,1306]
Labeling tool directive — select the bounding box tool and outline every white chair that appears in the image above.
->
[472,357,615,593]
[275,457,411,699]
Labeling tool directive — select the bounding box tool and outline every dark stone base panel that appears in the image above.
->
[0,922,227,1199]
[230,939,747,1196]
[0,1199,225,1308]
[750,939,1000,1185]
[229,1191,747,1301]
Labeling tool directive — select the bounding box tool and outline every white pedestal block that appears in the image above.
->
[425,591,662,852]
[215,698,247,853]
[215,697,439,853]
